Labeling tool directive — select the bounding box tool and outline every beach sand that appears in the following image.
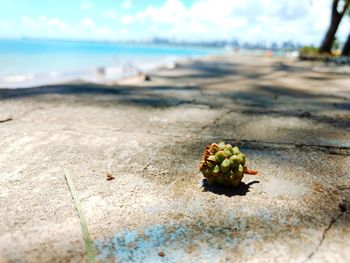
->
[0,53,349,262]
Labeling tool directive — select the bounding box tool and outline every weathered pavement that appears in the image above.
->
[0,54,349,262]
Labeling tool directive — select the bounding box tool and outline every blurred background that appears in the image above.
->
[0,0,349,87]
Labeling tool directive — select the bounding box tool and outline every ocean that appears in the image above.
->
[0,39,224,88]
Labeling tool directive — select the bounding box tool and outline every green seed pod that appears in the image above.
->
[199,160,206,171]
[239,153,246,164]
[231,175,242,186]
[238,164,244,174]
[207,155,217,164]
[202,168,211,177]
[229,155,240,168]
[231,165,244,186]
[233,147,240,155]
[223,171,231,178]
[206,176,216,185]
[218,141,226,150]
[220,158,231,173]
[207,161,215,168]
[236,153,244,164]
[216,176,225,184]
[213,165,220,175]
[232,146,240,155]
[215,151,225,163]
[224,144,233,152]
[200,142,256,186]
[209,143,220,154]
[237,153,246,165]
[223,149,233,158]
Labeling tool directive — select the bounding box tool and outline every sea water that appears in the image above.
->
[0,39,224,88]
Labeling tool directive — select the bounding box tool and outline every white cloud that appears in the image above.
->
[20,16,41,32]
[82,17,95,27]
[80,18,115,38]
[10,0,350,44]
[124,0,349,44]
[47,18,67,30]
[103,10,118,20]
[39,16,48,22]
[80,2,93,11]
[0,20,15,37]
[121,15,134,25]
[18,16,77,39]
[122,0,132,9]
[17,15,116,40]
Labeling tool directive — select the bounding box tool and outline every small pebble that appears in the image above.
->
[106,173,115,181]
[158,252,165,257]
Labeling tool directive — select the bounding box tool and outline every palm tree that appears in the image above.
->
[319,0,350,54]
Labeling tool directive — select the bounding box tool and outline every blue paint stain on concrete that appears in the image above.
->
[94,222,244,262]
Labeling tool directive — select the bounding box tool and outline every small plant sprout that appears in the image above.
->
[199,142,258,186]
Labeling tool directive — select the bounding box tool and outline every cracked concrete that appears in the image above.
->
[0,54,349,262]
[303,211,345,263]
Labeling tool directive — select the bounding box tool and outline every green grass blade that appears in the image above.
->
[64,169,96,263]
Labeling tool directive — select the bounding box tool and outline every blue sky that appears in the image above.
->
[0,0,350,44]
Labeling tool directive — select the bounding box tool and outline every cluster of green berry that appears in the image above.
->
[199,142,247,186]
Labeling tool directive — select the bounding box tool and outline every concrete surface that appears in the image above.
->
[0,54,349,262]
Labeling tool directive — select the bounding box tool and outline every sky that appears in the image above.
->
[0,0,350,45]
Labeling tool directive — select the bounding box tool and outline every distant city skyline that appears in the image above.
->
[1,0,350,45]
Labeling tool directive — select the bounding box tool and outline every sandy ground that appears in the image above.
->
[0,54,349,263]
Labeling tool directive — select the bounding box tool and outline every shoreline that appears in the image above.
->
[3,50,349,90]
[0,55,189,89]
[0,39,227,89]
[0,53,270,89]
[0,49,299,90]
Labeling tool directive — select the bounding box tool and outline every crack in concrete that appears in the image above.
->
[337,185,350,191]
[190,106,350,155]
[200,108,235,132]
[0,117,12,123]
[16,106,44,120]
[142,163,151,172]
[198,137,350,155]
[302,210,345,263]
